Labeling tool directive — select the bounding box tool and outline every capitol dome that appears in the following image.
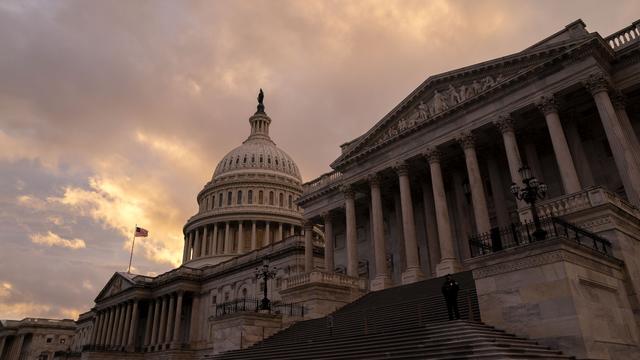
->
[182,91,306,268]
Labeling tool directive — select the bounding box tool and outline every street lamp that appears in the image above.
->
[510,165,548,241]
[255,259,277,310]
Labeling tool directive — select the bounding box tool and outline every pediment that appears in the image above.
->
[332,32,598,169]
[95,272,136,302]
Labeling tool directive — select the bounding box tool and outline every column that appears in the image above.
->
[200,225,208,257]
[223,222,231,254]
[116,304,126,347]
[165,294,175,344]
[585,72,640,207]
[538,95,581,193]
[157,296,168,345]
[172,292,184,346]
[486,154,511,227]
[368,174,392,290]
[322,212,335,273]
[342,185,359,277]
[100,309,111,346]
[395,162,426,283]
[458,131,492,234]
[452,171,472,260]
[304,221,314,272]
[264,222,271,245]
[121,301,132,348]
[494,115,526,208]
[111,305,122,347]
[237,222,244,253]
[193,228,201,258]
[127,300,139,350]
[144,301,154,347]
[250,221,257,250]
[612,91,640,179]
[187,232,194,261]
[0,337,6,359]
[90,312,101,346]
[212,223,219,255]
[425,148,462,276]
[421,181,440,277]
[564,118,595,187]
[150,298,160,347]
[290,225,295,236]
[189,296,200,343]
[182,236,188,263]
[8,334,24,360]
[278,222,283,242]
[105,307,115,346]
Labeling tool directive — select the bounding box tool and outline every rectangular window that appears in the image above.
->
[227,191,232,206]
[248,190,253,204]
[219,193,223,207]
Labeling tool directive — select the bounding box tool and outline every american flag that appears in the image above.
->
[134,226,149,237]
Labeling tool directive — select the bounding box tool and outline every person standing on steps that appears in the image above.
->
[442,274,460,320]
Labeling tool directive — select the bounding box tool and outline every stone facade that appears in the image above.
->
[0,318,76,360]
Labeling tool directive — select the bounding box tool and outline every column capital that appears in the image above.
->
[393,160,410,176]
[537,94,559,115]
[303,220,314,230]
[423,147,442,164]
[366,173,382,186]
[583,71,611,95]
[321,211,333,223]
[340,184,355,199]
[611,90,627,110]
[493,114,516,133]
[457,131,476,150]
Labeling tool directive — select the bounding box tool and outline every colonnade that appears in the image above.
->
[0,334,24,360]
[305,71,640,289]
[90,299,139,351]
[143,292,185,351]
[183,221,300,263]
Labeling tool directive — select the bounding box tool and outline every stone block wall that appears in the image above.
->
[210,312,283,355]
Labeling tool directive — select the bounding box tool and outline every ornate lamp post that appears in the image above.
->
[255,259,277,310]
[510,165,548,241]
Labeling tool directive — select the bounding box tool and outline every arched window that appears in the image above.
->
[279,193,284,207]
[242,288,247,298]
[212,195,216,208]
[259,190,264,204]
[237,190,243,205]
[269,191,274,205]
[288,195,293,209]
[227,191,232,205]
[248,190,253,204]
[218,193,223,207]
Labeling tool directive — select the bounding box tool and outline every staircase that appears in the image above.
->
[209,272,575,360]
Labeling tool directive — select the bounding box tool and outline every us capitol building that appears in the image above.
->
[2,18,640,360]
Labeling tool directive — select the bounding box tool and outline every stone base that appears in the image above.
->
[281,271,366,319]
[81,350,194,360]
[465,237,640,360]
[210,312,283,355]
[435,258,463,277]
[401,267,427,285]
[370,275,393,291]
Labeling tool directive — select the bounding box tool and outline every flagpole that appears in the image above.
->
[128,224,137,274]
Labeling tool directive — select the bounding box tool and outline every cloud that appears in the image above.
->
[30,231,86,249]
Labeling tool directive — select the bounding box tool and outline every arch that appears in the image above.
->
[269,191,274,205]
[248,190,253,204]
[279,192,284,207]
[218,192,223,207]
[237,190,243,205]
[227,191,232,206]
[288,195,293,209]
[212,194,216,208]
[259,190,264,204]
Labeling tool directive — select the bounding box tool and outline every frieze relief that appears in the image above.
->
[372,74,507,147]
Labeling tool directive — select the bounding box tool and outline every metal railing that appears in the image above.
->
[469,217,613,258]
[214,297,305,318]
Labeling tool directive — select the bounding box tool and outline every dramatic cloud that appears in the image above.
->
[0,0,638,320]
[30,231,86,250]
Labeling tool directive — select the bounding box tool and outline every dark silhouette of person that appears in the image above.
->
[442,274,460,320]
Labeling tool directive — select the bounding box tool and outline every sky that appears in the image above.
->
[0,0,638,320]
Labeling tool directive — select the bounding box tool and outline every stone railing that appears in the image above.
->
[519,186,640,220]
[605,20,640,51]
[281,270,367,291]
[302,171,343,194]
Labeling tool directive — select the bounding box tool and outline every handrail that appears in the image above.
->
[604,20,640,51]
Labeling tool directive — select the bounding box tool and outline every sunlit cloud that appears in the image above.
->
[30,231,86,250]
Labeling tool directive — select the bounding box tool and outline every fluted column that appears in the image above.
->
[278,222,283,242]
[585,72,640,207]
[189,296,200,343]
[100,309,111,346]
[212,223,219,255]
[165,294,175,344]
[91,313,101,346]
[494,115,526,209]
[612,91,640,168]
[421,180,440,277]
[150,298,160,347]
[250,221,257,250]
[182,236,188,264]
[538,95,581,193]
[200,226,208,257]
[342,185,359,277]
[265,221,271,245]
[172,292,184,346]
[119,302,131,347]
[304,221,314,272]
[395,162,425,283]
[144,301,154,347]
[193,228,201,258]
[322,212,335,273]
[486,154,510,228]
[564,119,595,187]
[237,222,244,253]
[425,148,462,276]
[157,296,168,345]
[458,132,492,234]
[368,174,391,290]
[105,307,115,346]
[223,222,231,254]
[127,300,139,350]
[116,304,126,347]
